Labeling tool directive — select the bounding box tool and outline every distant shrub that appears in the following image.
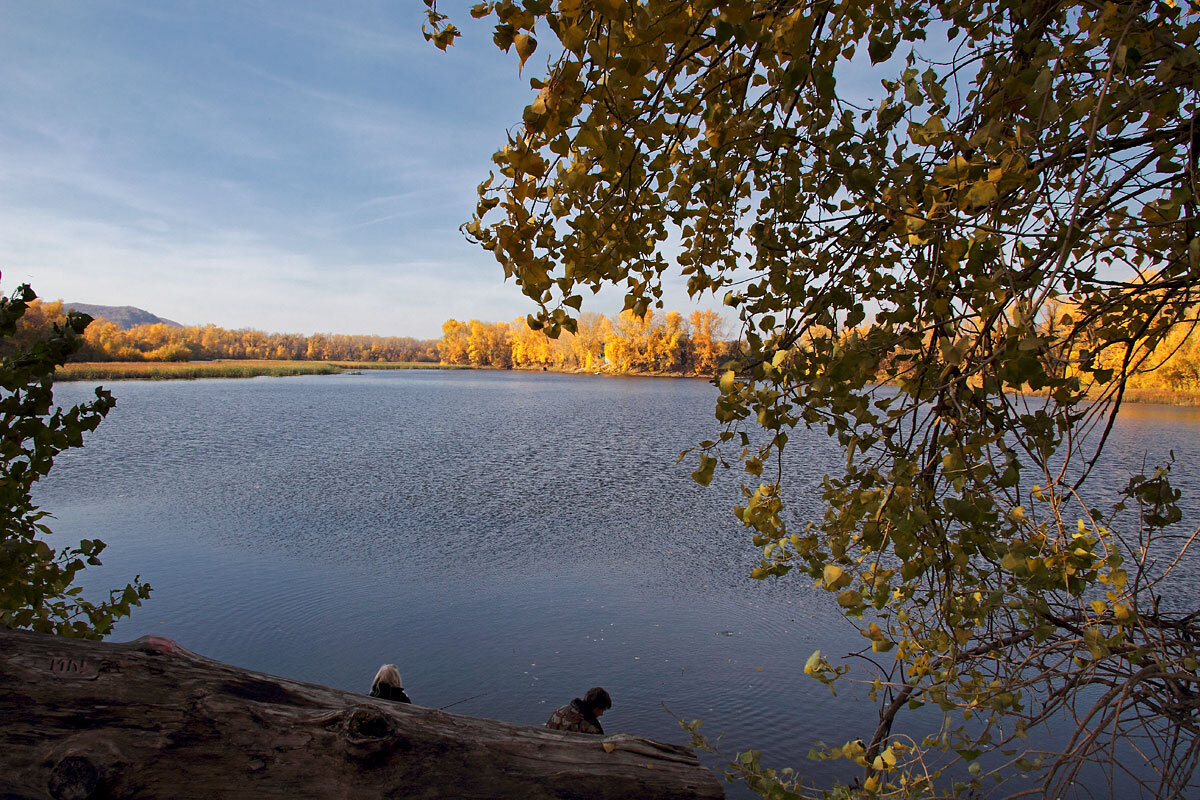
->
[145,342,193,362]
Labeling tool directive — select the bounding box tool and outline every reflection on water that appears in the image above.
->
[40,371,1199,797]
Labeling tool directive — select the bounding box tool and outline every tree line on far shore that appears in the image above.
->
[2,299,733,377]
[5,300,440,364]
[441,303,1200,392]
[7,298,1199,391]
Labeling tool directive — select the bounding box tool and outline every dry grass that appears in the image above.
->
[328,361,470,371]
[1114,386,1200,407]
[53,360,458,381]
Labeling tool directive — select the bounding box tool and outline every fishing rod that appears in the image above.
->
[438,691,492,711]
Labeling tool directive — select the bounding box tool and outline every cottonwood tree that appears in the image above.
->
[428,0,1199,796]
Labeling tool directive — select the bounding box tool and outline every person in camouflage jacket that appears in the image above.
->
[545,687,612,735]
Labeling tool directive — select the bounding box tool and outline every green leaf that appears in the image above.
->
[691,454,717,486]
[836,589,863,608]
[868,36,896,64]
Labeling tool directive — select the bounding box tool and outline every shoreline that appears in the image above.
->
[51,360,1200,407]
[53,360,465,381]
[1100,386,1200,407]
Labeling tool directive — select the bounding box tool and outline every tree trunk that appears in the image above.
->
[0,628,723,799]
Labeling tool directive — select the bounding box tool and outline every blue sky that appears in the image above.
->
[0,1,707,338]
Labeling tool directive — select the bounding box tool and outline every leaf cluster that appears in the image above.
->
[0,282,150,638]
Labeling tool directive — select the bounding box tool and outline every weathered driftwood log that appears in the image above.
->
[0,628,723,799]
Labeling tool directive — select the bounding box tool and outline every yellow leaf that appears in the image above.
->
[514,34,538,69]
[560,24,585,52]
[964,180,997,208]
[602,741,615,753]
[932,155,970,185]
[824,565,853,591]
[574,127,603,150]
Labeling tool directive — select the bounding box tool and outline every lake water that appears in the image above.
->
[39,371,1200,797]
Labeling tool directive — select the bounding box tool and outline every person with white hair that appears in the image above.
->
[369,664,412,704]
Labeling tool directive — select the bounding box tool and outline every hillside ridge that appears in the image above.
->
[64,302,182,330]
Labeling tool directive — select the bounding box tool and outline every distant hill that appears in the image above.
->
[64,303,183,330]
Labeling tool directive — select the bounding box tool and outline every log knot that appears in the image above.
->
[48,756,103,800]
[331,705,397,741]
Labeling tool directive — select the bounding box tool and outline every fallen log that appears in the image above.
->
[0,628,724,799]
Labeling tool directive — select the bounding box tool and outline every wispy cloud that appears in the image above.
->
[0,203,528,337]
[0,2,701,338]
[259,5,425,63]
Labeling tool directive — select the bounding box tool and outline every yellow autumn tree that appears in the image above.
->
[688,310,725,375]
[649,311,686,372]
[570,312,610,371]
[465,320,512,367]
[509,316,552,368]
[604,310,656,372]
[439,319,470,365]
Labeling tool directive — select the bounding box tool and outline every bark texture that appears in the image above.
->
[0,628,723,799]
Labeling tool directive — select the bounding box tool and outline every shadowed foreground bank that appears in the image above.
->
[0,628,723,800]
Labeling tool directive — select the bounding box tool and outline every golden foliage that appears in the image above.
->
[437,309,730,376]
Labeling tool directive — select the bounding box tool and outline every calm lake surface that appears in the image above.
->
[40,371,1200,797]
